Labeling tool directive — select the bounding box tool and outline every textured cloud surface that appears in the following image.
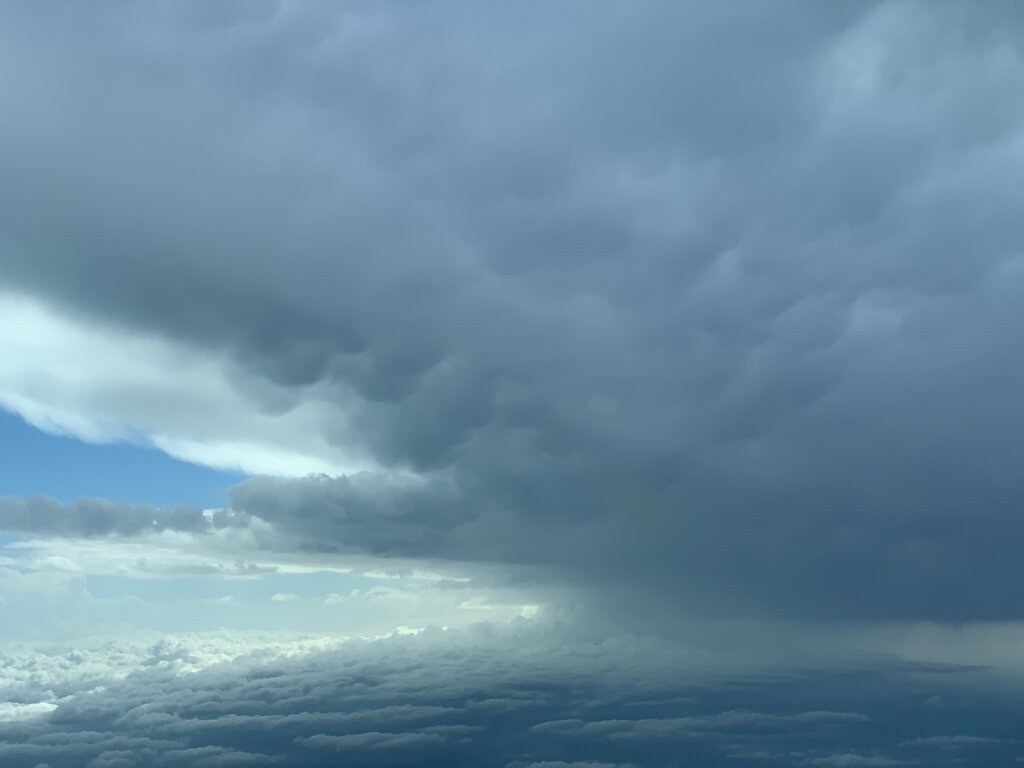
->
[2,0,1024,621]
[0,623,1022,767]
[3,1,1024,764]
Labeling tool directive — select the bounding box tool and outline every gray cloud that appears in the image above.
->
[900,734,1006,749]
[531,709,869,740]
[0,497,244,538]
[806,756,910,768]
[0,622,1022,768]
[295,731,447,751]
[2,1,1024,621]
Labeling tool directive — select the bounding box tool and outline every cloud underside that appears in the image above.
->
[2,0,1024,622]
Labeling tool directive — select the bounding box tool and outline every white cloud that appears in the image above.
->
[0,291,371,477]
[0,701,57,722]
[0,529,547,642]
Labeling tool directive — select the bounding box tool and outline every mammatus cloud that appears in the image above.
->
[1,0,1024,725]
[4,3,1024,765]
[2,1,1024,622]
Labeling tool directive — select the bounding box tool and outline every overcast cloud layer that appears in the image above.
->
[5,1,1024,765]
[2,0,1021,622]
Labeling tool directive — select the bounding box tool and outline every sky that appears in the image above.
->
[2,0,1024,765]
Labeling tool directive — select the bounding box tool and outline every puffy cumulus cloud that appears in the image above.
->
[1,1,1024,626]
[0,632,351,709]
[0,621,1022,767]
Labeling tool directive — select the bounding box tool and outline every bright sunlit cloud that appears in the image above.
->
[0,291,371,477]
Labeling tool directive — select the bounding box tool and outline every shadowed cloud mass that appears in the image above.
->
[1,1,1023,622]
[0,622,1022,767]
[2,1,1024,764]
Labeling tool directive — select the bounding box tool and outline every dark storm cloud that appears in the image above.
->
[2,0,1024,620]
[1,623,1023,768]
[0,496,243,538]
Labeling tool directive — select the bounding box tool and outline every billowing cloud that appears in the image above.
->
[2,0,1024,626]
[7,3,1024,764]
[0,621,1021,767]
